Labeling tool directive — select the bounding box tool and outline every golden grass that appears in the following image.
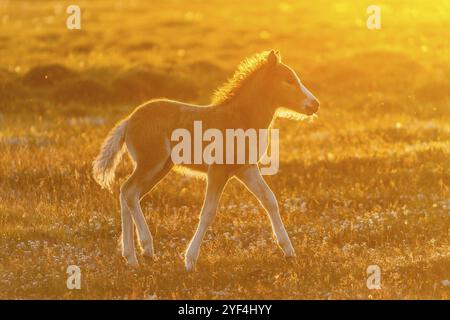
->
[0,0,449,299]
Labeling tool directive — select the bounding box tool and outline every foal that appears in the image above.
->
[93,50,319,270]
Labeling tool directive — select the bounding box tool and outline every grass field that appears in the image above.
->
[0,0,449,299]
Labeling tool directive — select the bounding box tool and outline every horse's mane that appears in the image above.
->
[211,51,271,106]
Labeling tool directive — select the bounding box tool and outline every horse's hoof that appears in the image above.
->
[284,249,296,258]
[185,256,196,272]
[142,251,154,259]
[282,244,296,258]
[141,245,154,258]
[140,239,154,256]
[124,255,139,267]
[285,252,296,258]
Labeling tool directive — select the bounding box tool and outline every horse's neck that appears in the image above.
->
[228,87,276,129]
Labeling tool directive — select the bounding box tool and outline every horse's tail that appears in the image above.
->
[92,118,128,190]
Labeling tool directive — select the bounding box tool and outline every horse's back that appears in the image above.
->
[123,99,204,164]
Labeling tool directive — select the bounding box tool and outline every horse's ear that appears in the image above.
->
[268,50,280,66]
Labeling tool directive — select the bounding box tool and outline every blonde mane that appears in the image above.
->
[211,51,271,106]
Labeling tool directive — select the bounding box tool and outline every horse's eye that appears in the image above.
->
[286,79,296,86]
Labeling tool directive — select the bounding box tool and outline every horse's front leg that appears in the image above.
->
[185,166,229,271]
[236,165,295,257]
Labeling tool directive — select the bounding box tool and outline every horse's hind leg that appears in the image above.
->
[120,189,138,265]
[121,154,172,263]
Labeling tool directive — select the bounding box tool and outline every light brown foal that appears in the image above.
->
[93,50,319,270]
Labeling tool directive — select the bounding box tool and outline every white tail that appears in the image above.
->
[92,119,128,190]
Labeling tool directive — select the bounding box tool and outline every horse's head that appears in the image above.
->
[267,50,320,116]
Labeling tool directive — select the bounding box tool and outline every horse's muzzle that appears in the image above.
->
[305,99,320,115]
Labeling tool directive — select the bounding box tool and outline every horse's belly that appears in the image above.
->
[173,164,208,179]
